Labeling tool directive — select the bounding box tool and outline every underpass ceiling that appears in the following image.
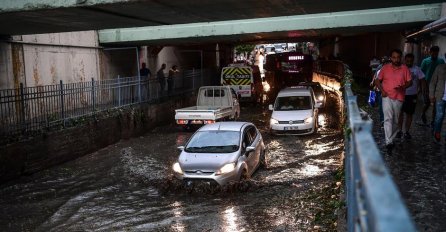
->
[0,0,444,44]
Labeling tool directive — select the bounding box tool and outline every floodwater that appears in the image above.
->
[0,92,344,232]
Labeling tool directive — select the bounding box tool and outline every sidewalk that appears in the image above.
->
[369,96,446,231]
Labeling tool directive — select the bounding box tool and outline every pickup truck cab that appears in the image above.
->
[175,86,240,129]
[268,86,321,135]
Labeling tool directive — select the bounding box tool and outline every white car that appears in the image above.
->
[173,122,267,187]
[269,86,321,135]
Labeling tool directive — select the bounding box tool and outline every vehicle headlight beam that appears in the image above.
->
[173,162,183,174]
[216,163,236,175]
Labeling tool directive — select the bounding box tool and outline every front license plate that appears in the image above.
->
[284,126,298,130]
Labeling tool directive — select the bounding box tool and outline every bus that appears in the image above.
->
[264,52,313,99]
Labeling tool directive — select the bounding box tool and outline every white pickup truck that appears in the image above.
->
[175,86,240,129]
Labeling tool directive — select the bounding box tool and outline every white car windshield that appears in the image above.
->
[274,96,312,111]
[185,131,240,153]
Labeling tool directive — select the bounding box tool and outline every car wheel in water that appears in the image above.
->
[239,170,250,192]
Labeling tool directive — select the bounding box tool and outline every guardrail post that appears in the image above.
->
[92,78,95,112]
[19,83,26,132]
[118,75,121,106]
[59,80,65,127]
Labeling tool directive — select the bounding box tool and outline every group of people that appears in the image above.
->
[372,46,446,151]
[140,62,179,95]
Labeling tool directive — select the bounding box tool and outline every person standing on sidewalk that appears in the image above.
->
[375,49,412,150]
[397,53,426,140]
[420,46,444,126]
[429,63,446,142]
[167,65,179,95]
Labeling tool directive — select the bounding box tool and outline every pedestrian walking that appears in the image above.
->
[370,56,390,125]
[420,46,444,126]
[397,53,426,140]
[157,63,166,93]
[429,63,446,142]
[168,65,179,95]
[375,49,412,150]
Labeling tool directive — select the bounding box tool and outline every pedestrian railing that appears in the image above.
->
[342,65,416,231]
[0,69,211,138]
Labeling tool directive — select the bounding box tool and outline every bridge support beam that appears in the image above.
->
[99,4,441,44]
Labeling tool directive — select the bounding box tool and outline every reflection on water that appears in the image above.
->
[318,114,327,128]
[222,206,243,232]
[176,133,189,146]
[298,164,323,177]
[304,139,340,156]
[170,201,185,232]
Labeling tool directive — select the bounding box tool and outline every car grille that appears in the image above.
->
[275,128,313,134]
[183,178,219,186]
[184,170,215,176]
[278,120,304,124]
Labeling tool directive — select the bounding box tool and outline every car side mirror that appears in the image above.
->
[268,104,274,110]
[177,146,185,151]
[246,146,256,153]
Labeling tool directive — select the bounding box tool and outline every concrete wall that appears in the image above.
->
[102,48,139,79]
[0,31,101,89]
[336,32,405,80]
[0,94,196,183]
[0,43,14,89]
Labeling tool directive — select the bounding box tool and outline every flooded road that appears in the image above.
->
[0,92,344,232]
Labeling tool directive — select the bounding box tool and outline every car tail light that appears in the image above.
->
[204,120,215,124]
[177,119,188,124]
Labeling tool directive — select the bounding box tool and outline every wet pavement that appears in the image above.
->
[367,97,446,232]
[0,92,345,232]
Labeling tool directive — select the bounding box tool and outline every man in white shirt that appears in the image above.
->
[397,53,425,139]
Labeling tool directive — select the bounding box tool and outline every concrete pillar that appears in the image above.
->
[216,43,220,68]
[334,37,340,58]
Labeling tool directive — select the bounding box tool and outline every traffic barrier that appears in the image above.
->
[342,66,416,231]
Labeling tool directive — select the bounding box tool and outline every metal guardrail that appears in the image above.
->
[0,69,212,138]
[342,66,416,231]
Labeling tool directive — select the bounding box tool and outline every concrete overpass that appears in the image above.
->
[0,1,443,45]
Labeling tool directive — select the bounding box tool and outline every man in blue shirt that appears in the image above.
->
[420,46,444,126]
[139,62,151,77]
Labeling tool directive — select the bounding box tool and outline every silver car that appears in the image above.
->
[172,122,266,186]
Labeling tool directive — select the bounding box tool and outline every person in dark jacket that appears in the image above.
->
[157,63,166,93]
[167,65,179,94]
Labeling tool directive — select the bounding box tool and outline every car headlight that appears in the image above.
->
[304,117,313,124]
[263,82,271,92]
[216,163,236,175]
[172,162,183,174]
[318,95,324,101]
[270,118,279,125]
